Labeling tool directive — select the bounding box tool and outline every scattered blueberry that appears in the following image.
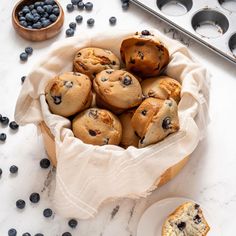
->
[9,165,18,174]
[21,76,26,84]
[68,219,78,228]
[8,228,17,236]
[1,116,9,125]
[43,208,53,218]
[71,0,81,4]
[66,28,74,37]
[122,2,129,10]
[40,158,51,169]
[20,52,28,62]
[66,3,74,12]
[25,47,33,55]
[16,199,26,209]
[29,192,40,203]
[109,16,117,25]
[9,121,19,130]
[22,233,31,236]
[35,234,44,236]
[0,133,7,142]
[84,2,93,10]
[75,15,83,23]
[77,1,84,10]
[69,22,76,29]
[62,233,72,236]
[0,168,2,176]
[87,18,95,27]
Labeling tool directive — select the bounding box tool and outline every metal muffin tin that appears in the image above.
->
[130,0,236,64]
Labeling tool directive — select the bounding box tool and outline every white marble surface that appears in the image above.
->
[0,0,236,235]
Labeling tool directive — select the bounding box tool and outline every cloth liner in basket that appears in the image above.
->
[14,28,210,219]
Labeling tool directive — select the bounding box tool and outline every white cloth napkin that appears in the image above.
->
[14,28,210,219]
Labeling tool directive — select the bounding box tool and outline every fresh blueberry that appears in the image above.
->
[1,116,9,125]
[8,228,17,236]
[44,5,53,13]
[42,19,51,27]
[66,28,74,37]
[49,14,57,22]
[25,12,34,22]
[40,158,51,169]
[36,6,45,14]
[68,219,78,228]
[122,2,129,10]
[69,22,76,29]
[52,7,60,16]
[66,4,74,12]
[21,76,26,84]
[19,21,28,27]
[71,0,81,4]
[20,52,28,61]
[18,11,24,17]
[43,208,53,218]
[45,0,55,5]
[75,15,83,23]
[121,0,129,3]
[9,121,19,130]
[9,165,18,174]
[34,2,41,8]
[27,25,33,29]
[29,192,40,203]
[84,2,93,10]
[62,233,72,236]
[77,1,84,10]
[0,168,2,176]
[25,47,33,55]
[43,12,49,18]
[31,9,37,14]
[29,4,35,10]
[19,16,26,21]
[87,18,95,26]
[22,8,30,15]
[0,133,7,142]
[22,233,31,236]
[16,199,25,209]
[32,22,42,29]
[35,234,44,236]
[109,16,116,25]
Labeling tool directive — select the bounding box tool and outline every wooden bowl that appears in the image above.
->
[12,0,64,41]
[39,121,189,187]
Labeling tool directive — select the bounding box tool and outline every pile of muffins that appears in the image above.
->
[45,30,182,148]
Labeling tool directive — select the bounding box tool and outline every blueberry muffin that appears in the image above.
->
[72,108,122,146]
[162,202,210,236]
[73,47,120,79]
[93,69,143,114]
[131,98,179,148]
[119,109,139,148]
[141,76,181,104]
[45,72,92,117]
[120,30,169,78]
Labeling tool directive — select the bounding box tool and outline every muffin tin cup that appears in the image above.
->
[131,0,236,63]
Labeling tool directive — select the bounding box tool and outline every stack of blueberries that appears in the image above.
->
[17,0,60,29]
